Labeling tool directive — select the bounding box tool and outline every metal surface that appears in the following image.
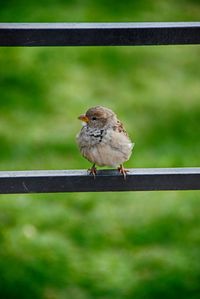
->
[0,168,199,194]
[0,22,200,46]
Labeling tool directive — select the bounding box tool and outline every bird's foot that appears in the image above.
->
[118,164,128,180]
[88,164,97,179]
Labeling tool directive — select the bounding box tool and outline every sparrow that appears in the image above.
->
[76,106,134,179]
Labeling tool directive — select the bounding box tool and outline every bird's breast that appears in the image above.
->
[77,126,133,167]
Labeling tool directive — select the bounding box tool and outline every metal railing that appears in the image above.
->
[0,22,200,193]
[0,22,200,46]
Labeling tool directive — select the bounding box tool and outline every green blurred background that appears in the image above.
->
[0,1,200,298]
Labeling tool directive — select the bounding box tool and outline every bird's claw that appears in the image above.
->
[87,164,97,179]
[118,164,128,180]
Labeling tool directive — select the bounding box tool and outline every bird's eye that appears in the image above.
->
[92,117,97,121]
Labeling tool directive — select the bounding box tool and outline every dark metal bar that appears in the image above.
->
[0,22,200,46]
[0,168,199,194]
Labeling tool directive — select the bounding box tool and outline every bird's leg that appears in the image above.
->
[88,163,97,179]
[118,164,128,180]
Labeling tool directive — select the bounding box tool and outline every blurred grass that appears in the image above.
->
[0,1,200,299]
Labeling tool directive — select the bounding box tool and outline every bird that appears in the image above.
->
[76,106,134,179]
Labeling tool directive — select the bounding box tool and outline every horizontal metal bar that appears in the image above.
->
[0,168,199,194]
[0,22,200,46]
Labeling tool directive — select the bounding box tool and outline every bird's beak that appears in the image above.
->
[78,114,89,123]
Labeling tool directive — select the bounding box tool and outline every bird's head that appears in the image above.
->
[78,106,117,129]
